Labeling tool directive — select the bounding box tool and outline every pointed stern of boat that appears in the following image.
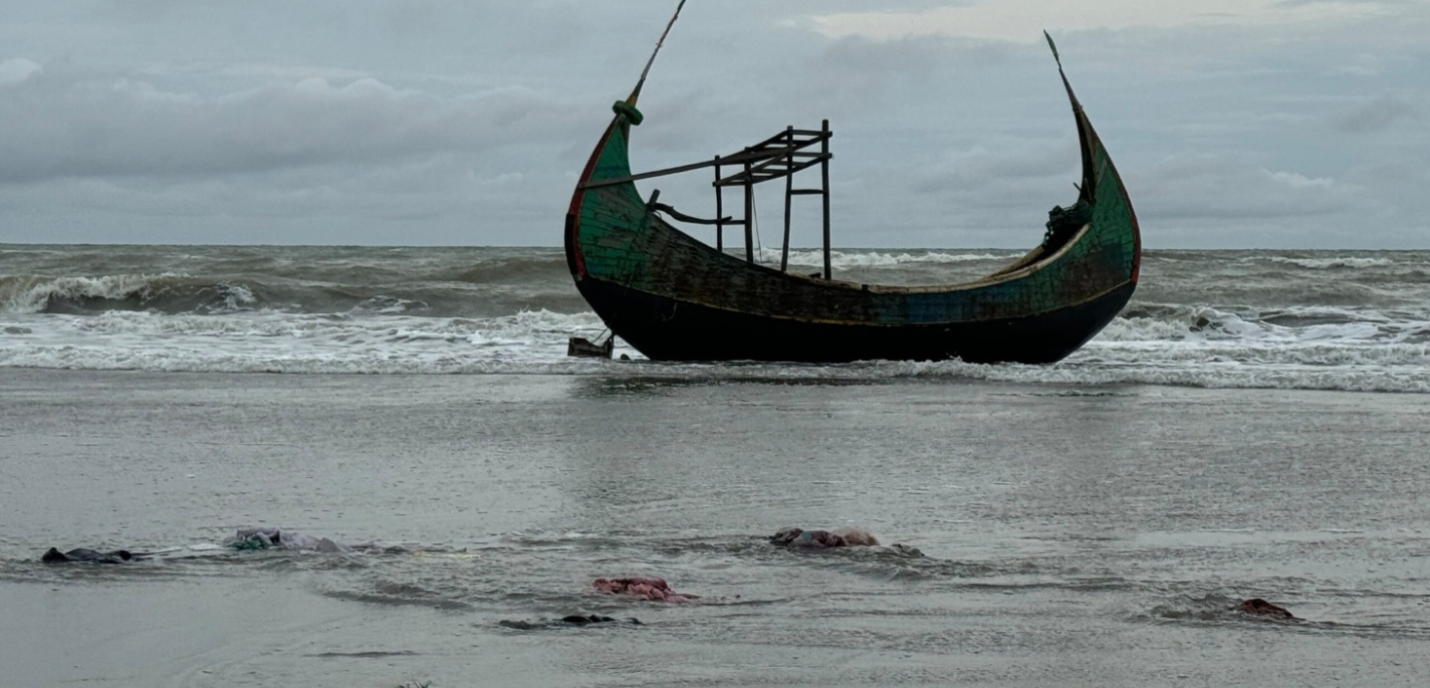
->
[1048,31,1142,287]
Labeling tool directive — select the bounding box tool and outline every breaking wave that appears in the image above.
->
[0,265,585,320]
[1261,256,1396,270]
[3,246,1429,392]
[0,273,258,316]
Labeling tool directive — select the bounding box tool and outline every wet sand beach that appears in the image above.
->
[3,369,1428,686]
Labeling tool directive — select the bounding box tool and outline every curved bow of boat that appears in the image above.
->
[565,110,638,282]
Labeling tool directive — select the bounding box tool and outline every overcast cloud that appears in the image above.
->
[0,0,1426,248]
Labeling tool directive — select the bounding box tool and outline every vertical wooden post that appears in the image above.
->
[743,150,754,264]
[781,126,793,273]
[821,119,832,280]
[714,155,723,253]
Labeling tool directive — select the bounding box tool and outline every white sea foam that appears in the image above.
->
[0,309,615,374]
[4,305,1430,392]
[1264,256,1395,269]
[1103,305,1430,346]
[214,283,258,312]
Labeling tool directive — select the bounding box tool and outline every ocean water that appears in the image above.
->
[2,245,1430,687]
[2,245,1429,390]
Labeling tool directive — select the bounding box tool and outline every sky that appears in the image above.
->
[0,0,1426,249]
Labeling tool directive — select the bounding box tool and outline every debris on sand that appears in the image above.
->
[1234,598,1295,620]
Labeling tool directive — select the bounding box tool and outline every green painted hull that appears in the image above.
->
[565,70,1140,364]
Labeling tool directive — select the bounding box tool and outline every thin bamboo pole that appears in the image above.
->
[781,127,793,273]
[714,155,723,252]
[821,119,832,280]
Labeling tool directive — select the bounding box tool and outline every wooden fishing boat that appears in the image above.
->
[565,11,1140,364]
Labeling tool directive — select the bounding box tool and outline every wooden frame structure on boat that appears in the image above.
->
[583,121,834,278]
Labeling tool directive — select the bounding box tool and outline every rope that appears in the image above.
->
[752,192,765,264]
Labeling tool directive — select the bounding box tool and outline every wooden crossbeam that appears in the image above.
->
[714,155,830,187]
[744,128,832,151]
[581,125,833,190]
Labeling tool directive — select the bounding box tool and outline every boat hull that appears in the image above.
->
[576,275,1135,364]
[565,43,1140,365]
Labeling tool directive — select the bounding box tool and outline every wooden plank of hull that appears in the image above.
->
[565,53,1140,364]
[577,275,1135,364]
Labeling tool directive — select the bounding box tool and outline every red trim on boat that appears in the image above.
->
[566,119,620,279]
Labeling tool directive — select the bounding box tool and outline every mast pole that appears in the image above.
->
[628,0,688,105]
[1044,30,1094,200]
[1043,30,1081,112]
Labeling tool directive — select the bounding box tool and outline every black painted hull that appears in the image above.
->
[577,276,1136,364]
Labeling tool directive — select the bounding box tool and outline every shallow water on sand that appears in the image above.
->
[2,370,1429,687]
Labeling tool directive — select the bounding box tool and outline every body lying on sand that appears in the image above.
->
[223,527,357,554]
[499,615,643,630]
[1235,598,1295,620]
[769,526,923,557]
[593,577,696,603]
[41,547,143,564]
[770,526,880,548]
